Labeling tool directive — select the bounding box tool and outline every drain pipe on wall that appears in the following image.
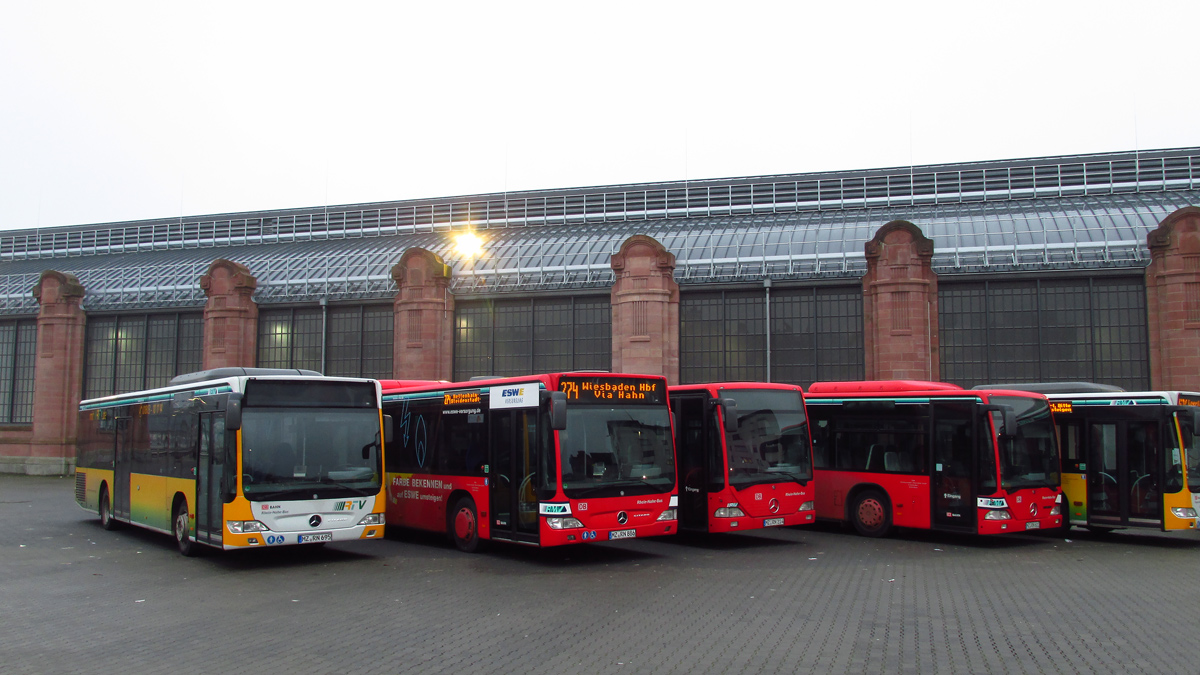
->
[763,277,771,382]
[320,297,328,374]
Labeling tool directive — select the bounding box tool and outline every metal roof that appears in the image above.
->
[1,148,1197,315]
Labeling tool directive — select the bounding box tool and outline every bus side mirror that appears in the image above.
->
[984,404,1017,437]
[225,393,243,432]
[719,398,738,433]
[550,391,568,431]
[383,414,394,445]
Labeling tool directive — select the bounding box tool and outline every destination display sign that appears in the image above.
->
[559,376,666,405]
[1049,402,1074,414]
[1179,396,1200,408]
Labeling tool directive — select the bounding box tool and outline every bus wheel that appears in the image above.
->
[174,500,196,557]
[450,497,484,553]
[98,487,117,531]
[851,490,892,538]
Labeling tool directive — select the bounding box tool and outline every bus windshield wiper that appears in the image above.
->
[318,477,374,496]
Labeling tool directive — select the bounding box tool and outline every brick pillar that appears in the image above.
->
[1145,206,1200,390]
[200,259,259,370]
[391,248,454,381]
[611,235,679,383]
[29,271,87,474]
[862,220,939,381]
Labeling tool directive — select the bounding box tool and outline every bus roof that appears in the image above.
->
[807,380,963,395]
[969,381,1126,394]
[79,373,379,408]
[669,382,804,394]
[380,372,668,395]
[1040,390,1200,404]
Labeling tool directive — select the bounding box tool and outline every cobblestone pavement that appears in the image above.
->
[3,475,1200,674]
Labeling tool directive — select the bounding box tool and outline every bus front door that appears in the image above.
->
[489,409,539,544]
[195,413,226,546]
[670,395,710,531]
[931,402,976,532]
[1087,421,1162,528]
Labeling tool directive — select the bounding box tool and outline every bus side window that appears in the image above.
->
[810,418,830,469]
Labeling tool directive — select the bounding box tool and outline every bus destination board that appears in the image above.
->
[559,376,666,405]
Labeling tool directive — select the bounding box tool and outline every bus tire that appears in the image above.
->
[98,485,117,531]
[851,490,892,538]
[450,496,484,553]
[174,499,196,557]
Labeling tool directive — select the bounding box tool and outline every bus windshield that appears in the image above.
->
[723,389,812,488]
[991,396,1059,490]
[559,405,675,499]
[240,408,382,500]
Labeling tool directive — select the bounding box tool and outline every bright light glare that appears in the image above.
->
[454,232,484,259]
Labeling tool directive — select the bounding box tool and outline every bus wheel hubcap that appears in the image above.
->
[859,500,884,527]
[455,509,475,539]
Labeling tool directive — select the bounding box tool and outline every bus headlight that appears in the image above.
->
[799,501,815,511]
[656,509,676,521]
[715,507,745,518]
[227,520,269,534]
[1049,504,1061,516]
[546,517,584,530]
[1171,507,1198,519]
[983,510,1012,521]
[357,513,384,526]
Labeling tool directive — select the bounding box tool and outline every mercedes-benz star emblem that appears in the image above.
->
[1029,503,1038,517]
[769,498,780,514]
[617,511,628,525]
[309,515,322,527]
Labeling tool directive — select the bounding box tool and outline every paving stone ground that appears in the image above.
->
[3,475,1199,674]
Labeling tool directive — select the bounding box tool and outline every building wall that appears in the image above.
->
[6,207,1200,474]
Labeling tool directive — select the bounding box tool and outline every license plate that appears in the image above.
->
[763,517,784,527]
[299,532,333,543]
[1025,521,1041,530]
[608,529,636,540]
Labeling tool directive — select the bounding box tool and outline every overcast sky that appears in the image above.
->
[1,1,1197,233]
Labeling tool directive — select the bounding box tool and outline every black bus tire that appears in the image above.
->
[450,497,485,553]
[99,486,117,531]
[174,499,196,557]
[851,490,892,538]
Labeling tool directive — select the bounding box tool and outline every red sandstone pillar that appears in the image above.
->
[1145,206,1200,390]
[29,271,87,474]
[862,221,939,381]
[611,235,679,383]
[391,248,454,381]
[200,259,259,370]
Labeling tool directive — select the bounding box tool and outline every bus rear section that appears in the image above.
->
[805,380,1063,537]
[982,383,1200,532]
[75,368,389,555]
[382,373,678,551]
[669,383,815,533]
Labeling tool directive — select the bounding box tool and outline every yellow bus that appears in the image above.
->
[75,368,391,555]
[978,383,1199,533]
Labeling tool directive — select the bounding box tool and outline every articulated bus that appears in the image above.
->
[380,373,678,552]
[805,380,1063,537]
[669,383,815,533]
[976,383,1200,532]
[75,368,390,555]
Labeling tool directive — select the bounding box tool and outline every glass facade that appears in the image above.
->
[453,297,611,380]
[938,276,1149,390]
[0,319,36,424]
[83,313,203,398]
[257,304,393,378]
[679,286,864,386]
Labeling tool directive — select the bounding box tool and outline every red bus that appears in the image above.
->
[805,380,1063,537]
[380,373,678,551]
[669,383,815,533]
